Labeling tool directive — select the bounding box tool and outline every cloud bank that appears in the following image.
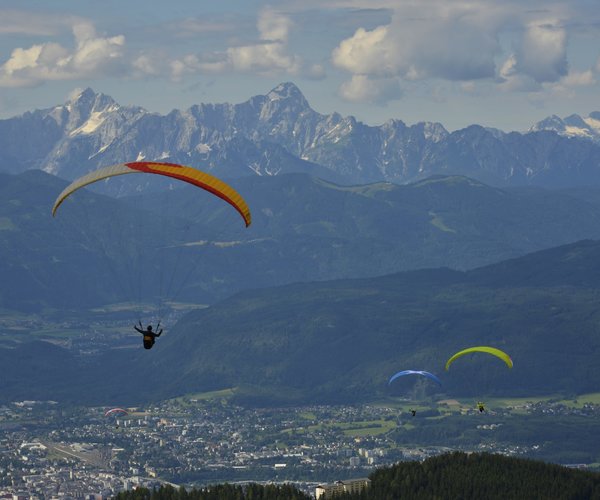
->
[0,22,126,87]
[330,0,598,103]
[0,0,598,107]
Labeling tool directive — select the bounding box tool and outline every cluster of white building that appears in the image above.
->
[315,478,371,499]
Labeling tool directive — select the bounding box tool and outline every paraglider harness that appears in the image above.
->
[134,321,162,349]
[477,402,485,413]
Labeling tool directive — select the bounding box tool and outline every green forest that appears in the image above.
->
[337,452,600,499]
[115,483,311,500]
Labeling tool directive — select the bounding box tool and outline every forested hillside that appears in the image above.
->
[338,452,600,499]
[6,169,600,311]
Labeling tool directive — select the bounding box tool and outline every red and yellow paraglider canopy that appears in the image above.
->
[52,161,252,227]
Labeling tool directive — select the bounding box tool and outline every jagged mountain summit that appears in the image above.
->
[529,112,600,143]
[2,82,600,190]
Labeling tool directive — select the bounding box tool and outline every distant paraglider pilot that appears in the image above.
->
[134,321,162,349]
[410,409,417,417]
[477,401,486,413]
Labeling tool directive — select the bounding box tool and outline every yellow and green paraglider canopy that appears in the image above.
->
[445,346,513,371]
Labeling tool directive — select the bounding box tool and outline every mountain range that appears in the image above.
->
[5,170,600,311]
[3,82,600,406]
[1,83,600,190]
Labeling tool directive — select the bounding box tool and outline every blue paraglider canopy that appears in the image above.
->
[388,370,442,386]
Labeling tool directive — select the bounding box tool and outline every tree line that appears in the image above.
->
[115,483,311,500]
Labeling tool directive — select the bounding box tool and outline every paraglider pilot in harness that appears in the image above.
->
[134,320,162,349]
[477,401,486,413]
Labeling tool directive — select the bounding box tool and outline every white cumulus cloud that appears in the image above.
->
[498,54,541,92]
[170,8,319,79]
[328,0,600,101]
[513,19,568,83]
[339,74,402,104]
[257,8,293,42]
[332,1,504,84]
[560,69,595,87]
[0,22,127,87]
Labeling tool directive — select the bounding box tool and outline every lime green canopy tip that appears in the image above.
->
[445,346,513,371]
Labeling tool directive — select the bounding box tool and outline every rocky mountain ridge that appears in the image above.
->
[2,83,600,190]
[529,111,600,143]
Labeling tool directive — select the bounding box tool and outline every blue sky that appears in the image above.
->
[0,0,599,131]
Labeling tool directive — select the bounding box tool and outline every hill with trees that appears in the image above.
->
[3,237,600,404]
[115,483,310,500]
[338,452,600,499]
[104,238,600,406]
[5,169,600,311]
[1,238,594,405]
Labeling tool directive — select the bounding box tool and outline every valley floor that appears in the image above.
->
[1,391,599,497]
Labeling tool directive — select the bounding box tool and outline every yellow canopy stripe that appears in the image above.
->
[445,346,513,371]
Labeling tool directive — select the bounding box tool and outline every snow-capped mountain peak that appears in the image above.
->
[2,83,600,190]
[529,112,600,142]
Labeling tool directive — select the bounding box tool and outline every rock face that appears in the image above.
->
[2,82,600,191]
[529,112,600,143]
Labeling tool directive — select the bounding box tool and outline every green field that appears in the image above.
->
[341,419,397,437]
[288,419,398,437]
[169,388,238,405]
[486,392,600,409]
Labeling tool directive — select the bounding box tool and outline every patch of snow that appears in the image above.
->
[583,117,600,133]
[564,126,592,138]
[265,166,281,176]
[326,122,342,134]
[136,151,146,161]
[42,163,59,175]
[213,241,243,248]
[427,126,450,142]
[248,162,262,175]
[48,107,65,127]
[69,111,106,136]
[157,151,170,160]
[88,143,111,159]
[195,143,211,153]
[180,240,208,247]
